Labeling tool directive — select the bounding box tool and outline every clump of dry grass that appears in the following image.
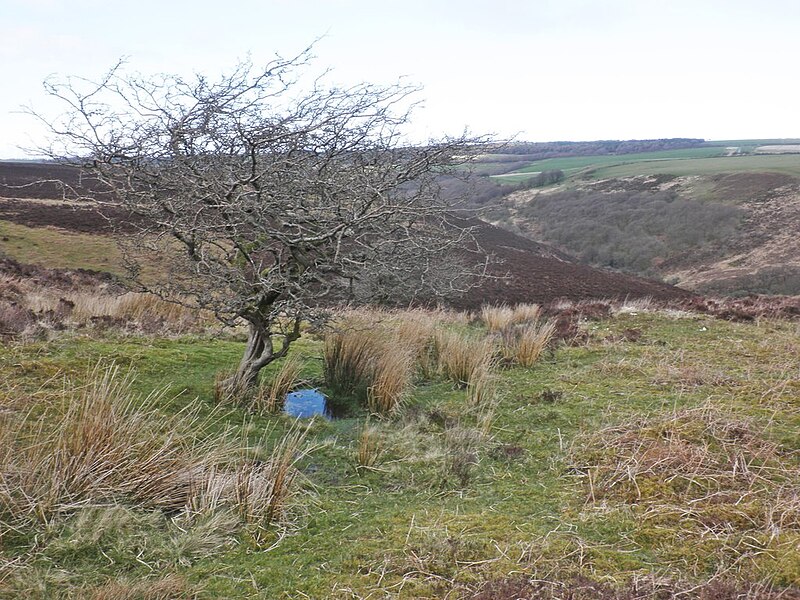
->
[0,364,309,531]
[0,365,204,521]
[481,305,515,332]
[355,421,382,470]
[512,302,542,324]
[481,303,541,332]
[368,344,416,414]
[392,310,441,379]
[434,329,495,388]
[190,425,308,530]
[324,312,428,415]
[324,326,377,400]
[323,308,503,413]
[500,319,556,367]
[612,296,654,315]
[466,361,496,409]
[4,274,213,337]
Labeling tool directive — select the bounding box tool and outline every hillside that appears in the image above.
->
[473,142,800,296]
[0,161,692,308]
[2,158,800,599]
[457,219,691,309]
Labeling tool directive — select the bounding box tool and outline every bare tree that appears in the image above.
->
[31,51,488,387]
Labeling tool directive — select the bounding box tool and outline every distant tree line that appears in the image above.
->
[491,138,706,160]
[520,169,565,189]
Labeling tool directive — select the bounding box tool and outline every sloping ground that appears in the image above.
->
[664,180,800,295]
[491,171,800,296]
[0,160,107,199]
[0,197,137,233]
[0,197,693,310]
[0,161,692,309]
[455,220,692,309]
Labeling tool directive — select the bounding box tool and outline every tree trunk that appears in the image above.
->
[234,321,272,389]
[225,315,302,393]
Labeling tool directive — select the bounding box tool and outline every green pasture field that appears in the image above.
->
[491,146,800,185]
[591,153,800,179]
[494,147,726,177]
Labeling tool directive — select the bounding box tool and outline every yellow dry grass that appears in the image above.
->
[0,364,309,530]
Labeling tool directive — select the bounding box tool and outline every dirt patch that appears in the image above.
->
[0,161,109,199]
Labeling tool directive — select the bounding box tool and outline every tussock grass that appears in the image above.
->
[481,303,541,332]
[190,425,308,530]
[324,326,377,400]
[61,290,201,323]
[511,302,542,324]
[500,319,556,367]
[368,344,415,414]
[434,329,495,387]
[0,363,309,530]
[4,277,213,336]
[613,296,655,315]
[323,310,441,414]
[481,304,515,332]
[466,361,496,409]
[356,421,382,470]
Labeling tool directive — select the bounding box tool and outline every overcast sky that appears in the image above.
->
[1,0,798,158]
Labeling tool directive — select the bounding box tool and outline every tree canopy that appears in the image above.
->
[33,51,488,386]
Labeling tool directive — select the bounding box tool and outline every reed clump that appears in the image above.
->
[500,319,556,367]
[0,363,309,531]
[481,303,541,332]
[434,329,495,388]
[323,312,432,415]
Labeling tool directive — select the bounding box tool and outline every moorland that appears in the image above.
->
[468,139,800,297]
[1,141,799,599]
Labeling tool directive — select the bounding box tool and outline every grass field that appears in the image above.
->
[491,145,800,185]
[2,301,800,598]
[491,147,727,183]
[0,220,122,275]
[591,153,800,179]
